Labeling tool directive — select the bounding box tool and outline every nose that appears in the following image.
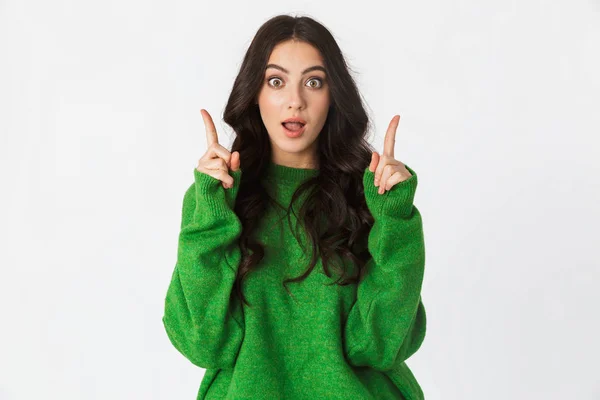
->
[286,83,306,110]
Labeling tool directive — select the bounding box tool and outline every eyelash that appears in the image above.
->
[266,76,324,89]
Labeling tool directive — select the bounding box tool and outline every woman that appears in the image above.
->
[162,14,427,400]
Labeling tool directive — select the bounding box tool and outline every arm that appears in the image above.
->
[162,167,244,370]
[343,164,426,371]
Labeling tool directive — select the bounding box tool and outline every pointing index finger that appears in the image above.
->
[383,114,400,157]
[200,109,219,147]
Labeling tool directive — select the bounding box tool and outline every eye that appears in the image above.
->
[307,77,323,88]
[267,77,283,88]
[266,76,324,89]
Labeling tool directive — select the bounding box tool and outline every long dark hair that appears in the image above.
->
[222,14,377,307]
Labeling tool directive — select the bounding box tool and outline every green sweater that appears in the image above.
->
[162,161,427,399]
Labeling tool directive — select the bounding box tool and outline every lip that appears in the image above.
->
[282,122,307,138]
[282,117,307,124]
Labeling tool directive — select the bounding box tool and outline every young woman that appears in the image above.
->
[162,14,427,400]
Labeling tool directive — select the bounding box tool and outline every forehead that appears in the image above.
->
[267,40,324,70]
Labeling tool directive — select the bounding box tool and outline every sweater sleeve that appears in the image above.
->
[343,164,426,371]
[162,167,244,370]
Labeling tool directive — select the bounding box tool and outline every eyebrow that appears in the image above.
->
[265,64,326,75]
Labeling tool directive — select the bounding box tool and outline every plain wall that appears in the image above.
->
[0,0,599,399]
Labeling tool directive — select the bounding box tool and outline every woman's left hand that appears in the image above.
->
[368,114,413,195]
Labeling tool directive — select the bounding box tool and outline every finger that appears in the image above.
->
[204,143,232,168]
[368,151,379,172]
[384,171,404,191]
[203,160,234,186]
[196,161,233,188]
[204,157,229,173]
[378,164,394,194]
[374,152,386,187]
[383,114,400,158]
[213,169,234,187]
[230,151,241,172]
[201,109,219,148]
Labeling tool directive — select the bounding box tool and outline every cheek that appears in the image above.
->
[314,95,330,118]
[258,102,276,125]
[314,104,330,125]
[260,97,285,120]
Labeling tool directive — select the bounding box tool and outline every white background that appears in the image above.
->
[1,0,599,399]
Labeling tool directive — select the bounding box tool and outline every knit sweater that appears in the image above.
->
[162,160,427,400]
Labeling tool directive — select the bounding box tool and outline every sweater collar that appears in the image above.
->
[264,161,319,186]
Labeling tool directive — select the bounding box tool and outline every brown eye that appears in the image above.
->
[268,77,282,87]
[267,76,324,89]
[307,78,323,88]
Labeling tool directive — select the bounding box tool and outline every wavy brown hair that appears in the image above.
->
[222,14,377,307]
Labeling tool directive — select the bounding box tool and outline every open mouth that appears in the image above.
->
[281,122,306,131]
[281,122,307,137]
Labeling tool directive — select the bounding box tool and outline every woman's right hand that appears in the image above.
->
[196,109,241,189]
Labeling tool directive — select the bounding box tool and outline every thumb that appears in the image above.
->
[230,151,241,172]
[369,151,379,172]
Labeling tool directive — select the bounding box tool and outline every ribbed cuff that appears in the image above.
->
[192,167,243,219]
[363,164,418,218]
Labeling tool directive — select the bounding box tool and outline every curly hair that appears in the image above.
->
[221,14,377,307]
